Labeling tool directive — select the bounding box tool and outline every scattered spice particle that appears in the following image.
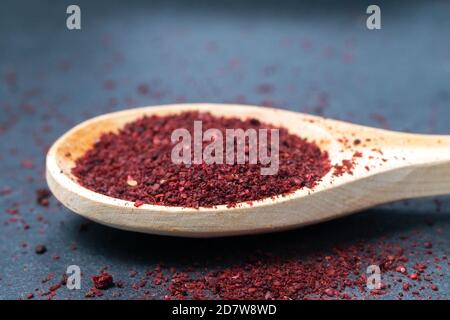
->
[256,83,274,94]
[35,244,47,255]
[92,272,114,290]
[21,159,34,169]
[36,188,51,206]
[129,270,138,278]
[49,283,61,292]
[85,287,104,298]
[0,187,12,196]
[137,83,150,95]
[433,199,442,212]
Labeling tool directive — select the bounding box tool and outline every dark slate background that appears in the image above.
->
[0,0,449,299]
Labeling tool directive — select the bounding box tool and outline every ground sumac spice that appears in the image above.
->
[163,241,440,300]
[73,111,331,208]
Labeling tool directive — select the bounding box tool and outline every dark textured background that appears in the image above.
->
[0,0,449,299]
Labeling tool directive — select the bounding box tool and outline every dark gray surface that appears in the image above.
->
[0,0,449,299]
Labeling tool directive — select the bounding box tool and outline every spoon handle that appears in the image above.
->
[380,133,450,199]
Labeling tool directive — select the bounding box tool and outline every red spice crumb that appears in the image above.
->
[21,159,34,169]
[370,289,385,296]
[324,288,336,297]
[137,83,150,95]
[35,244,47,254]
[333,159,355,176]
[353,139,361,145]
[256,83,274,94]
[49,283,61,292]
[413,263,427,273]
[60,274,68,286]
[409,273,418,280]
[395,265,406,274]
[129,270,138,278]
[0,187,12,196]
[41,272,55,283]
[134,200,144,208]
[423,242,433,249]
[85,287,104,298]
[92,272,114,290]
[26,293,34,299]
[103,80,116,91]
[430,284,438,291]
[36,188,51,206]
[402,283,410,291]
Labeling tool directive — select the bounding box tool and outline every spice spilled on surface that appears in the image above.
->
[72,111,331,208]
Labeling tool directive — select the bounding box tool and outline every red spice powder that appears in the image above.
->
[72,111,331,208]
[162,242,419,300]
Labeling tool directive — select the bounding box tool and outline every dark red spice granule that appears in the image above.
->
[137,83,150,95]
[0,187,12,196]
[41,272,54,283]
[72,111,331,208]
[36,188,51,207]
[21,159,34,169]
[333,159,355,177]
[49,283,61,292]
[85,287,104,298]
[409,273,418,280]
[25,293,34,299]
[35,244,47,255]
[129,270,138,278]
[256,83,274,94]
[395,265,407,274]
[92,272,114,290]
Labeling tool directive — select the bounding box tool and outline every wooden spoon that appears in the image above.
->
[46,103,450,237]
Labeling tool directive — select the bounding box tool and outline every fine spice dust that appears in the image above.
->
[72,111,331,208]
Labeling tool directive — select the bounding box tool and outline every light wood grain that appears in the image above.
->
[46,103,450,237]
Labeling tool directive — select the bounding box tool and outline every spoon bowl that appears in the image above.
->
[46,103,450,237]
